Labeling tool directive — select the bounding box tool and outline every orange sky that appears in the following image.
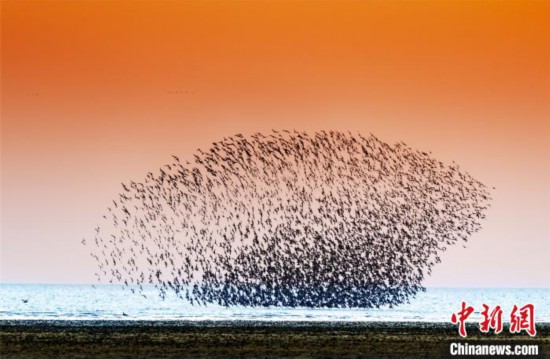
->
[1,0,549,286]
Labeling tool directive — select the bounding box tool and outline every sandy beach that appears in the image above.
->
[1,320,548,358]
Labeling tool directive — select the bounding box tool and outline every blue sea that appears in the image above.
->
[0,284,548,323]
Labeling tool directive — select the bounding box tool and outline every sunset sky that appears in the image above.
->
[1,0,549,286]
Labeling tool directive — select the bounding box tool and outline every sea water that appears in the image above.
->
[0,284,548,322]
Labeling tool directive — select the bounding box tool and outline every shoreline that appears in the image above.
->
[1,320,548,358]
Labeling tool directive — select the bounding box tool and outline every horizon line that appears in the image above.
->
[0,282,548,289]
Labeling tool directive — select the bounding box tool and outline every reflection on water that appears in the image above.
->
[1,284,548,322]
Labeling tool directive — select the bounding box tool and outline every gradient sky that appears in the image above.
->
[1,0,549,286]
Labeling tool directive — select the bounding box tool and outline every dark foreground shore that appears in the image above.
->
[1,320,548,358]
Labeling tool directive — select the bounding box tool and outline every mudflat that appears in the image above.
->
[1,320,548,358]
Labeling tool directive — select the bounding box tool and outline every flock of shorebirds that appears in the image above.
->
[85,130,491,308]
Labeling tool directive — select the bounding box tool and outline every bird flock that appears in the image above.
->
[85,131,492,308]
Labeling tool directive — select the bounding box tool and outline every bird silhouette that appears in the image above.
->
[84,130,492,308]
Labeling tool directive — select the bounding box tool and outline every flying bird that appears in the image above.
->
[84,130,492,308]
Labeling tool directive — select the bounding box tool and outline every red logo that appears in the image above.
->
[510,304,536,337]
[451,301,474,337]
[451,302,536,337]
[480,304,503,334]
